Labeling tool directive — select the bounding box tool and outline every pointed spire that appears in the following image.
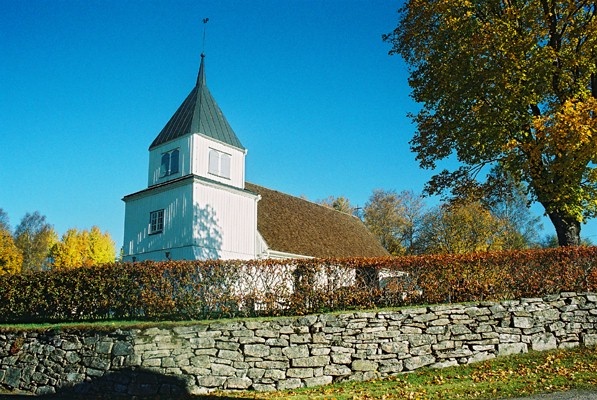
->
[149,51,244,151]
[196,53,206,87]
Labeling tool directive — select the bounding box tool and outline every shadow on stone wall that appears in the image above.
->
[0,368,252,399]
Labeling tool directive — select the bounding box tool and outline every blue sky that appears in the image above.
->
[2,0,596,251]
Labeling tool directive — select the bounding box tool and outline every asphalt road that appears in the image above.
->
[507,389,597,400]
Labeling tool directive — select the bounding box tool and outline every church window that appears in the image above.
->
[160,149,180,177]
[208,148,231,179]
[149,209,164,234]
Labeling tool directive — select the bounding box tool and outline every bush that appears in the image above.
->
[0,247,596,324]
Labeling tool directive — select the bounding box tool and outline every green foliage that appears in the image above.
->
[384,0,597,245]
[2,247,597,323]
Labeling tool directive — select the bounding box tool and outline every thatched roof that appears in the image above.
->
[246,183,389,258]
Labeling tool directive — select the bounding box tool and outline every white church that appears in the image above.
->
[122,53,388,262]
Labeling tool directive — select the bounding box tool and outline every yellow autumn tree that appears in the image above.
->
[417,201,508,254]
[50,226,115,269]
[385,0,597,245]
[0,229,23,275]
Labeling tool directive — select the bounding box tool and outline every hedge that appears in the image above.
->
[1,246,596,323]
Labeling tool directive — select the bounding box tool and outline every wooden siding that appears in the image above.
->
[124,176,259,261]
[192,134,245,189]
[193,181,258,260]
[123,181,194,261]
[147,136,192,187]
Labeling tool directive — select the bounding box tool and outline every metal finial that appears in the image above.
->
[202,18,209,56]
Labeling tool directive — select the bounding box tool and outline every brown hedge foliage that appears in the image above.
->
[0,247,596,324]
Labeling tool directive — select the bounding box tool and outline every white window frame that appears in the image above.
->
[160,148,180,178]
[208,148,231,179]
[149,209,164,234]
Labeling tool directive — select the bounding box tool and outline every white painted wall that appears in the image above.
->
[191,134,246,189]
[147,137,192,187]
[148,134,246,189]
[123,176,259,262]
[123,179,195,261]
[193,180,258,260]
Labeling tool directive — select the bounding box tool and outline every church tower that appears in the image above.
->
[122,53,260,261]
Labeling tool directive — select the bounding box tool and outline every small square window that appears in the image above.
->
[149,209,164,234]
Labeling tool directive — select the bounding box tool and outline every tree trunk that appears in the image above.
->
[548,212,581,246]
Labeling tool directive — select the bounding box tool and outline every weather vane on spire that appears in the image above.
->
[201,18,209,57]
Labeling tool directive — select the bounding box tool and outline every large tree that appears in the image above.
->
[317,196,357,215]
[50,226,116,269]
[417,201,509,254]
[385,0,597,245]
[0,210,22,275]
[14,212,57,271]
[363,189,426,255]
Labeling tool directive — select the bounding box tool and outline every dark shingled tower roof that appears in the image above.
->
[149,54,244,150]
[246,183,390,258]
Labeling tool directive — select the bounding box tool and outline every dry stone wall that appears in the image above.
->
[2,292,597,397]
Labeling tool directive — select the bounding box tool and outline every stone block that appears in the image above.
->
[513,317,534,329]
[247,368,265,379]
[292,355,330,368]
[3,367,21,388]
[112,341,134,356]
[282,345,309,359]
[287,367,315,378]
[407,334,435,347]
[432,341,455,351]
[238,336,266,344]
[198,375,227,388]
[264,368,286,380]
[244,344,270,358]
[277,378,303,390]
[304,375,333,387]
[190,337,215,348]
[331,352,352,364]
[352,360,378,371]
[256,329,279,338]
[497,343,527,356]
[531,333,557,351]
[431,360,459,369]
[255,360,289,369]
[265,338,289,347]
[499,333,521,343]
[410,345,432,356]
[324,364,351,376]
[96,341,114,354]
[403,355,435,371]
[468,352,495,364]
[381,341,409,354]
[290,334,311,344]
[226,377,252,389]
[61,340,82,351]
[582,333,597,346]
[217,341,240,351]
[218,349,242,362]
[35,386,56,396]
[379,360,403,374]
